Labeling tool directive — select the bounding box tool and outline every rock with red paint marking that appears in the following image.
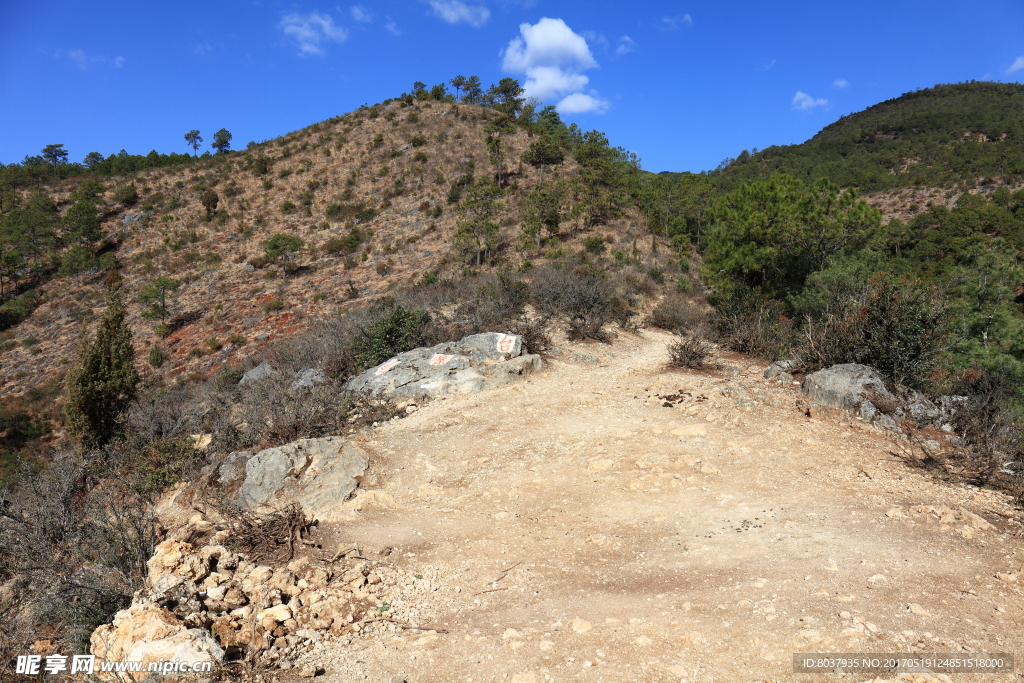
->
[344,332,542,399]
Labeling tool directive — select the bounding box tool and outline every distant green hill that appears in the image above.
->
[710,81,1024,193]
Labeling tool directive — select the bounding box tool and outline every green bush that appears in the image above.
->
[264,234,304,261]
[113,184,139,207]
[584,236,606,254]
[279,200,296,214]
[350,303,434,369]
[148,345,169,368]
[264,299,286,312]
[799,274,945,389]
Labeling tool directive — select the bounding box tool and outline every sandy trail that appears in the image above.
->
[302,329,1023,683]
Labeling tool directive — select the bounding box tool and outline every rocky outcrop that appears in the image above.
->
[344,332,542,399]
[800,363,963,433]
[234,437,368,523]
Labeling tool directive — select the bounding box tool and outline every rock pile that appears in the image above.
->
[344,332,542,399]
[798,363,964,433]
[91,541,450,680]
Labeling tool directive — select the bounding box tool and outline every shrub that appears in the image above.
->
[113,184,138,207]
[668,334,715,369]
[148,345,168,368]
[355,207,378,222]
[264,299,286,312]
[799,274,945,389]
[350,303,434,370]
[410,135,427,147]
[264,234,304,261]
[279,200,296,214]
[530,267,620,340]
[584,236,606,254]
[216,367,244,389]
[707,288,796,361]
[228,333,246,345]
[647,296,704,333]
[648,267,665,285]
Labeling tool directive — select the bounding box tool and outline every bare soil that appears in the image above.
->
[292,329,1023,683]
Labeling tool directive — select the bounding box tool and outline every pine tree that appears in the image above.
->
[65,280,139,448]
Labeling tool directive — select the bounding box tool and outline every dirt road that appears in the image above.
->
[301,329,1024,683]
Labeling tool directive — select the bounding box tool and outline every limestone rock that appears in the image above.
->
[344,332,542,399]
[291,368,326,391]
[90,604,224,682]
[801,364,894,412]
[764,359,798,379]
[238,362,275,386]
[237,436,368,522]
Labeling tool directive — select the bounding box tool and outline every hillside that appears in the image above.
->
[0,99,666,409]
[710,82,1024,196]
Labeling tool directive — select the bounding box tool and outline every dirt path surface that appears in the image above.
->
[298,330,1024,683]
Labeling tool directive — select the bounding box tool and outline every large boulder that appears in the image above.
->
[801,363,894,412]
[238,362,274,386]
[344,332,542,399]
[800,363,964,433]
[237,436,368,522]
[90,604,224,682]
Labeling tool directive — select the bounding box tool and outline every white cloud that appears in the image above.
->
[615,36,637,56]
[1007,56,1024,74]
[661,14,693,30]
[428,1,490,27]
[193,42,214,56]
[281,11,348,56]
[350,5,372,22]
[792,91,828,111]
[385,17,401,35]
[833,78,849,88]
[501,18,608,114]
[66,49,123,70]
[557,92,608,114]
[760,59,776,71]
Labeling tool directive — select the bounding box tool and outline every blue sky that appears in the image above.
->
[2,1,1023,173]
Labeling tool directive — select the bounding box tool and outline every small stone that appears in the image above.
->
[634,636,653,646]
[298,665,320,678]
[908,603,931,617]
[569,618,592,634]
[388,676,407,683]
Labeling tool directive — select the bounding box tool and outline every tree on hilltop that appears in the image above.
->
[184,130,202,156]
[463,75,482,104]
[450,75,466,102]
[41,144,68,176]
[212,129,233,154]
